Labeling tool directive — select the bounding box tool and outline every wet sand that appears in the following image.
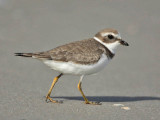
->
[0,0,160,120]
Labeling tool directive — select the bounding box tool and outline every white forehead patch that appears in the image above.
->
[101,32,121,39]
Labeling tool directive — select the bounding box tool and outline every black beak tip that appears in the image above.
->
[120,40,129,46]
[125,42,129,46]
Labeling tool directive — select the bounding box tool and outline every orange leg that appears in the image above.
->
[77,75,101,105]
[46,73,63,103]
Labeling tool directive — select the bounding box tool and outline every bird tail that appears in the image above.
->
[15,52,52,60]
[15,53,33,57]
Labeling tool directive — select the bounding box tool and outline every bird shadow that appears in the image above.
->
[51,96,160,102]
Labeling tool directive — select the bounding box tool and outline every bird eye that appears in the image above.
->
[108,34,114,39]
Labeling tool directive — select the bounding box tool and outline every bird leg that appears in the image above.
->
[77,75,101,105]
[46,73,63,103]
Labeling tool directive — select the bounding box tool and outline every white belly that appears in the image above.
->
[43,54,109,75]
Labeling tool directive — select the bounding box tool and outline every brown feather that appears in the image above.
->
[47,38,114,64]
[15,38,114,64]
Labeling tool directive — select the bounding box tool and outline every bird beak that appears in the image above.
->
[120,39,129,46]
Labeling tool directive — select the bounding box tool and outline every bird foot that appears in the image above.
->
[85,101,102,105]
[45,95,63,103]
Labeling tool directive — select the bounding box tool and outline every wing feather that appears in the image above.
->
[48,38,105,64]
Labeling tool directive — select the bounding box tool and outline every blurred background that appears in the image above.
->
[0,0,160,120]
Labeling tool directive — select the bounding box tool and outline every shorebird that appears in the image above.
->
[15,28,129,105]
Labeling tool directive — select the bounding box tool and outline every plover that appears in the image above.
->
[15,28,129,105]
